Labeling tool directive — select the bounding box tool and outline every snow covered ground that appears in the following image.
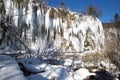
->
[0,0,119,80]
[0,55,27,80]
[0,54,119,80]
[18,57,93,80]
[0,55,93,80]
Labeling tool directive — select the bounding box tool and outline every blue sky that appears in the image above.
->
[48,0,120,22]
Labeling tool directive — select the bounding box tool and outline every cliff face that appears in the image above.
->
[0,0,104,53]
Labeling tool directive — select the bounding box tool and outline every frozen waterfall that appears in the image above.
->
[0,0,104,53]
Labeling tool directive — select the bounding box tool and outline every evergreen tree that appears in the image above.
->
[60,1,70,11]
[86,4,102,18]
[114,13,120,45]
[114,13,120,24]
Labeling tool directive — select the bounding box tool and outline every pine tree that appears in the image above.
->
[86,4,102,18]
[114,13,120,46]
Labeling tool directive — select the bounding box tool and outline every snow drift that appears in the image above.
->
[0,55,27,80]
[1,0,104,53]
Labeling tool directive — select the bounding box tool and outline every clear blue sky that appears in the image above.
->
[48,0,120,22]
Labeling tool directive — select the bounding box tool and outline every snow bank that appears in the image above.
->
[74,68,95,80]
[17,57,117,80]
[18,58,51,73]
[0,55,27,80]
[27,66,73,80]
[18,57,96,80]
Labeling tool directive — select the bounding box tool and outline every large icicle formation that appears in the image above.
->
[1,0,104,52]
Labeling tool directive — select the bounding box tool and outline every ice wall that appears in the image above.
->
[1,0,104,53]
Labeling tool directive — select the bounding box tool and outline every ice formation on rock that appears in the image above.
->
[1,0,104,53]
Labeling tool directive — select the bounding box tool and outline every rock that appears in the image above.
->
[85,75,97,80]
[95,69,114,80]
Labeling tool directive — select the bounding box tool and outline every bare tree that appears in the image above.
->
[0,0,6,45]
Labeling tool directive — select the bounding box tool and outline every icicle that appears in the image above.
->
[45,8,51,35]
[2,0,104,53]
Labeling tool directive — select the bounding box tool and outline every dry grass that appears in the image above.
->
[106,51,120,70]
[79,51,119,74]
[50,76,56,80]
[81,52,105,65]
[103,26,120,70]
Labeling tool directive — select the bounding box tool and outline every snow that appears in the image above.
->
[74,68,95,80]
[18,57,70,79]
[27,74,48,80]
[1,0,118,80]
[0,46,16,54]
[17,57,97,80]
[18,58,50,73]
[27,65,73,80]
[17,57,89,80]
[0,55,27,80]
[0,54,119,80]
[2,0,104,53]
[63,59,73,66]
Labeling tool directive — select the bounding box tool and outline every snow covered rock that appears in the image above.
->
[0,55,27,80]
[18,58,47,73]
[2,0,104,52]
[27,66,73,80]
[18,58,72,80]
[74,68,95,80]
[18,57,64,74]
